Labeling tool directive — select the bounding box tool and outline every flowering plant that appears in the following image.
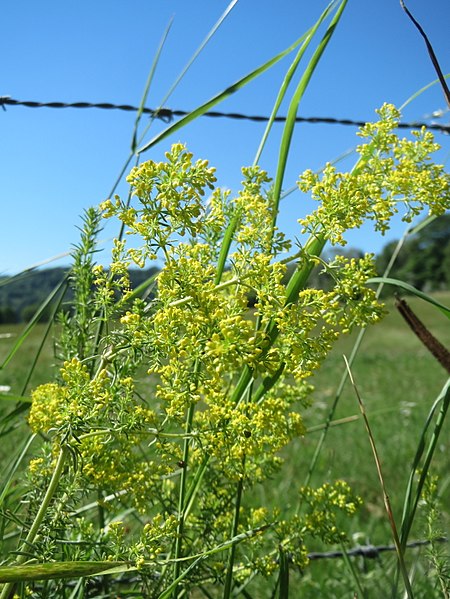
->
[4,105,449,598]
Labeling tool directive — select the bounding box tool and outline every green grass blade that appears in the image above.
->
[284,236,327,306]
[345,357,414,599]
[271,0,348,221]
[120,271,158,304]
[20,281,68,397]
[214,4,334,287]
[253,1,336,164]
[399,73,450,111]
[214,207,241,286]
[339,541,367,599]
[155,0,240,113]
[278,546,289,599]
[231,234,328,408]
[302,226,411,489]
[133,0,240,156]
[136,30,320,156]
[184,455,209,519]
[0,560,126,583]
[407,214,438,236]
[394,378,450,596]
[107,1,242,201]
[399,378,450,547]
[157,525,272,599]
[213,4,344,288]
[0,433,37,506]
[0,393,31,404]
[222,476,244,599]
[367,277,450,319]
[130,18,174,153]
[0,253,71,286]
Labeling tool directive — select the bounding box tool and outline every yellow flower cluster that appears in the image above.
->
[99,143,217,266]
[299,480,363,544]
[298,104,449,245]
[28,360,113,434]
[193,396,305,481]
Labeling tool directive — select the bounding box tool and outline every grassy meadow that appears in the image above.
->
[1,291,448,596]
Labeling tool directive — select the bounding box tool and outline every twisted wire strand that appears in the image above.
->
[307,536,447,561]
[1,96,449,133]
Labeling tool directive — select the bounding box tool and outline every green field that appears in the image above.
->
[0,292,448,596]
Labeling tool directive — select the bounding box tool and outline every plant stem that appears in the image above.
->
[222,475,244,599]
[0,445,68,599]
[172,365,199,597]
[345,357,414,599]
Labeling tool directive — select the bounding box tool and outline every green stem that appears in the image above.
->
[0,446,68,599]
[214,210,242,286]
[172,387,198,596]
[222,476,244,599]
[231,233,327,408]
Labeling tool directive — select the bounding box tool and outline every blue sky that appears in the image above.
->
[1,0,449,274]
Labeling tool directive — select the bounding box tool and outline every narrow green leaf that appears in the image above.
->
[0,393,31,403]
[407,214,438,236]
[400,73,450,111]
[0,253,71,288]
[271,0,348,220]
[278,546,289,599]
[394,378,450,596]
[158,525,272,599]
[120,271,158,304]
[254,1,336,164]
[399,378,450,548]
[137,29,319,155]
[0,433,37,506]
[367,277,450,319]
[108,1,240,198]
[0,561,127,583]
[302,225,411,490]
[131,18,174,152]
[214,3,342,287]
[153,0,240,116]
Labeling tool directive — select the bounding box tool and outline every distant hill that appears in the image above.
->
[0,267,159,323]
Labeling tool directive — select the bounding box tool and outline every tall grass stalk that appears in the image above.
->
[393,378,450,596]
[344,356,414,599]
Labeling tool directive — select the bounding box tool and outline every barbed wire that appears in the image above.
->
[60,537,450,590]
[1,96,449,134]
[306,536,447,561]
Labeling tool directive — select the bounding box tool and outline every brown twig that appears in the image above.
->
[395,296,450,374]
